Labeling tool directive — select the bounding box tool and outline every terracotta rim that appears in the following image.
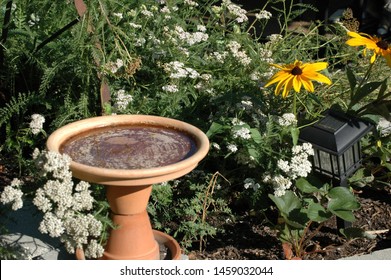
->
[46,115,210,184]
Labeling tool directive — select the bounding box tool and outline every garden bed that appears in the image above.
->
[187,184,391,260]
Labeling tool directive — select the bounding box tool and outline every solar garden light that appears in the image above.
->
[299,110,373,228]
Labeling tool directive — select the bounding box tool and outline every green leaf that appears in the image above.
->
[250,128,262,144]
[346,66,357,93]
[286,208,309,228]
[206,122,225,137]
[269,191,301,216]
[328,187,360,211]
[352,81,383,105]
[377,79,388,100]
[384,162,391,172]
[307,202,332,222]
[328,187,360,222]
[290,128,300,146]
[331,210,356,222]
[296,178,319,193]
[348,168,374,188]
[339,227,376,240]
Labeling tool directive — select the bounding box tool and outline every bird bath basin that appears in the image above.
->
[46,115,209,260]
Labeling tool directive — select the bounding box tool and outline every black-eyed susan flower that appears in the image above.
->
[265,60,332,98]
[346,31,391,66]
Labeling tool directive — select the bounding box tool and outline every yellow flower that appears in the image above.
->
[265,60,332,98]
[346,31,391,66]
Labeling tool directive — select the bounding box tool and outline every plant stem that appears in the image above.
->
[293,92,297,117]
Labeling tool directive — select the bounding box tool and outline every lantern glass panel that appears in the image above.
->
[314,149,340,177]
[339,142,361,175]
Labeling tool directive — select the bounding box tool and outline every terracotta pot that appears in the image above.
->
[47,115,209,260]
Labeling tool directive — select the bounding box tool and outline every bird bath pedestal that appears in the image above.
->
[46,115,209,260]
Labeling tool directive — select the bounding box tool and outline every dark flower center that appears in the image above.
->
[291,66,303,75]
[377,40,389,50]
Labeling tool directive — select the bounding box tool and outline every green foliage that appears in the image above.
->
[148,172,231,252]
[269,178,361,259]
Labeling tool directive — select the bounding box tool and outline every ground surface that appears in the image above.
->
[187,184,391,260]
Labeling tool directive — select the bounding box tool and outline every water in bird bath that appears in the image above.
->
[60,125,197,169]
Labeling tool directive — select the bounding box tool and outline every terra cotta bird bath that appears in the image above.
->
[46,115,209,260]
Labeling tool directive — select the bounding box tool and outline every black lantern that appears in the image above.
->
[299,110,373,228]
[299,110,373,186]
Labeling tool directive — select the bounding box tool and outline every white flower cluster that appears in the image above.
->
[259,48,274,64]
[256,10,272,20]
[29,114,45,135]
[279,143,314,180]
[128,22,142,29]
[227,41,251,66]
[212,143,221,150]
[264,143,314,197]
[33,149,72,179]
[278,113,297,127]
[140,7,154,18]
[223,0,248,23]
[173,25,209,46]
[377,117,391,137]
[105,59,124,74]
[163,61,200,79]
[237,99,253,111]
[267,34,283,44]
[263,174,292,197]
[113,12,123,19]
[207,51,229,64]
[232,126,251,140]
[227,143,238,153]
[114,89,133,111]
[0,178,24,210]
[184,0,198,7]
[28,13,40,27]
[32,149,104,258]
[162,84,179,93]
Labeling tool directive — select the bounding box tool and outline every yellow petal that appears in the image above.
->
[292,76,302,92]
[309,73,332,85]
[265,71,290,87]
[301,78,314,92]
[370,53,376,63]
[274,75,291,96]
[302,62,328,72]
[281,78,293,98]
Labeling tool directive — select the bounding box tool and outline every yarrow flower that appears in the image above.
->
[0,178,24,210]
[227,41,251,66]
[31,149,104,258]
[223,0,248,23]
[227,143,238,153]
[162,84,179,93]
[163,61,199,79]
[346,31,391,66]
[105,59,124,74]
[265,60,332,98]
[256,10,272,20]
[232,127,251,139]
[263,174,292,197]
[278,113,297,127]
[29,114,45,135]
[277,143,314,180]
[114,89,133,111]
